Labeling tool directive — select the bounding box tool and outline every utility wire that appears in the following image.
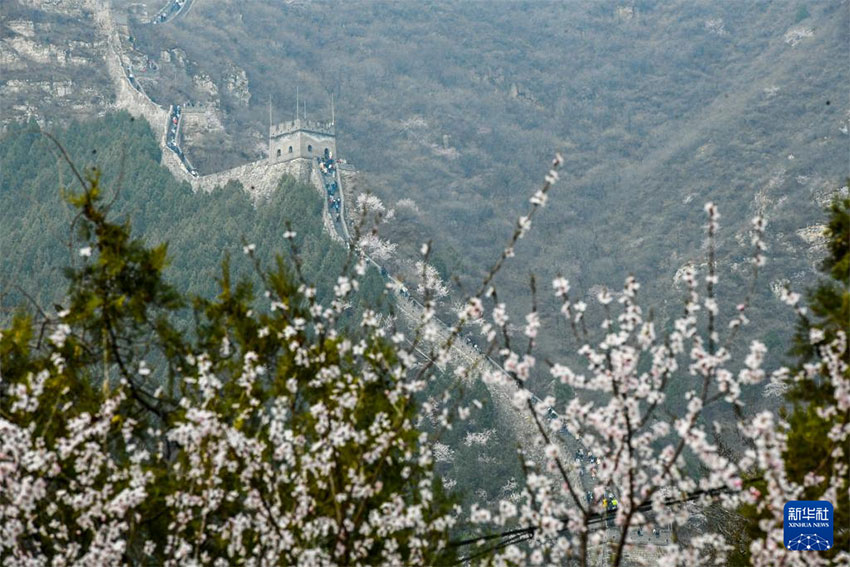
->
[449,477,762,564]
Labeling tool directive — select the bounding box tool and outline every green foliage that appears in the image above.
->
[734,194,850,564]
[783,194,850,558]
[790,191,850,368]
[0,113,381,320]
[1,114,520,535]
[0,163,458,564]
[8,1,849,414]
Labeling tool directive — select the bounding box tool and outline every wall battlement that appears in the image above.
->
[270,118,334,137]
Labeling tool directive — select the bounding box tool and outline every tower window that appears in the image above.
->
[277,148,281,157]
[288,146,293,153]
[307,144,313,153]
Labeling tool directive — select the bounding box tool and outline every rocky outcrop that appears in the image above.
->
[0,3,110,127]
[17,0,87,18]
[223,63,250,106]
[192,72,219,101]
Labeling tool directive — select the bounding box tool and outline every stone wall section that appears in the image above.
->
[91,0,168,148]
[161,145,193,183]
[191,158,313,200]
[338,167,360,237]
[91,0,339,211]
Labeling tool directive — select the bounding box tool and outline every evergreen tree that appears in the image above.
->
[733,193,850,563]
[783,193,850,558]
[0,167,458,565]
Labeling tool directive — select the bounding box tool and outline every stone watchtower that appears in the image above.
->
[268,118,336,164]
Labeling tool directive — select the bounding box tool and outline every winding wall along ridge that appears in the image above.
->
[92,3,672,556]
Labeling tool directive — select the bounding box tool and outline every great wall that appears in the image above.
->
[87,1,674,560]
[91,0,549,446]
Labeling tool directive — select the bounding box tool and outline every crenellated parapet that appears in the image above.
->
[270,118,334,137]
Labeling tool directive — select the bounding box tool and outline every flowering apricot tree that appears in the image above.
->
[0,150,846,567]
[0,169,457,566]
[452,190,848,566]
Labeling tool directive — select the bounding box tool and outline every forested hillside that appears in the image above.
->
[114,0,848,399]
[0,112,382,315]
[0,111,522,511]
[0,2,848,563]
[1,0,846,459]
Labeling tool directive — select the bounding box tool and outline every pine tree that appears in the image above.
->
[783,192,850,558]
[0,168,458,565]
[733,192,849,563]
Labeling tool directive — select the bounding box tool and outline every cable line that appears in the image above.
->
[448,478,762,564]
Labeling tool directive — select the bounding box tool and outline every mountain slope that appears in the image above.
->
[2,0,848,395]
